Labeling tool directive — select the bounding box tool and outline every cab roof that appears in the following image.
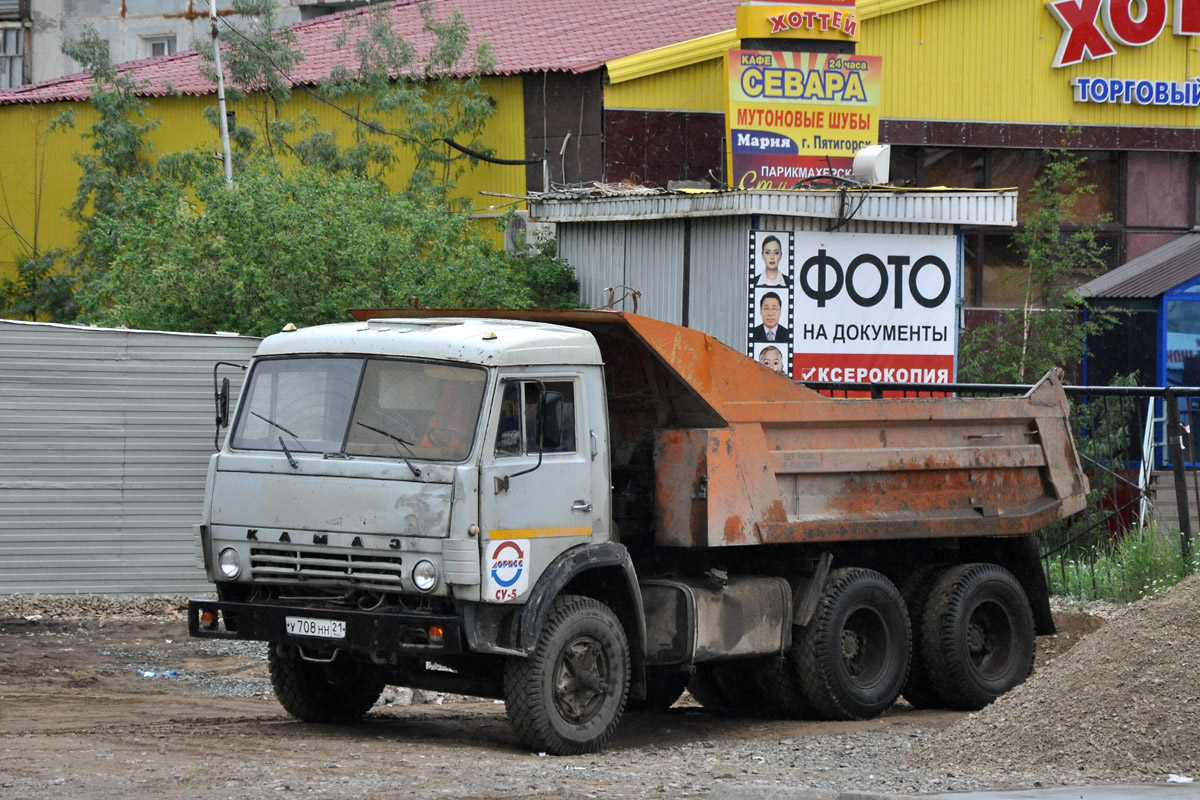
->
[254,317,603,367]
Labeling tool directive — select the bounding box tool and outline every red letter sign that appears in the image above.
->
[1103,0,1168,45]
[1048,0,1117,67]
[1176,0,1200,34]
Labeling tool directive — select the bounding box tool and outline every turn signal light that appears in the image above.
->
[200,610,217,629]
[429,625,444,642]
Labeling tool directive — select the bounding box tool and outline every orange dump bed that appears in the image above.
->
[353,308,1089,548]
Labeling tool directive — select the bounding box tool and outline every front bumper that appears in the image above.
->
[187,598,464,655]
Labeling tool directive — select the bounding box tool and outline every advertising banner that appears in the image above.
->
[746,230,797,378]
[783,231,959,385]
[736,2,859,42]
[726,50,882,189]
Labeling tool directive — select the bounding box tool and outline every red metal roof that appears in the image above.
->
[1,0,739,105]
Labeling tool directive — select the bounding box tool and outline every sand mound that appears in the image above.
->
[905,573,1200,784]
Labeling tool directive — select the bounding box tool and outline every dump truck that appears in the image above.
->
[189,309,1088,755]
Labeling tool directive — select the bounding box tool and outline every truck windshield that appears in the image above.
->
[231,357,486,462]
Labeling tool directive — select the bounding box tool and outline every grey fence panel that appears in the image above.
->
[0,321,260,595]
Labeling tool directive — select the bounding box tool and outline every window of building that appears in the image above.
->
[145,36,177,58]
[923,147,984,188]
[989,149,1041,204]
[0,26,23,89]
[1068,151,1119,223]
[888,145,919,187]
[965,230,1120,309]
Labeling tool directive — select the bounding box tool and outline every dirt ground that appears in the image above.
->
[0,603,1109,800]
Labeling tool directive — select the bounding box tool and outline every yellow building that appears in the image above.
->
[2,0,1197,334]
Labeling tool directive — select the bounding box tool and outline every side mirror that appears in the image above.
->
[217,377,231,429]
[213,361,247,452]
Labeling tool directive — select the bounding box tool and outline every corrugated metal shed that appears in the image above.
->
[0,321,260,595]
[531,187,1017,226]
[1078,233,1200,299]
[534,188,996,347]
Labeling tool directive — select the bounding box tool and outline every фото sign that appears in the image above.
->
[787,231,958,385]
[726,50,882,189]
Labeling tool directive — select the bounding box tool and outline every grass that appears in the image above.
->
[1044,525,1199,603]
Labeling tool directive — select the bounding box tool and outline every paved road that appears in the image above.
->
[927,784,1200,800]
[712,782,1200,800]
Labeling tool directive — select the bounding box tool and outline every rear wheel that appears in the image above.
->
[268,645,386,723]
[922,563,1035,711]
[794,568,910,720]
[713,660,774,714]
[685,663,735,713]
[752,655,814,719]
[503,595,630,755]
[900,565,949,710]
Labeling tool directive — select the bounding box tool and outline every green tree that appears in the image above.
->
[60,27,162,287]
[194,0,303,161]
[0,250,79,322]
[85,163,577,336]
[302,1,497,197]
[5,8,577,332]
[958,142,1112,383]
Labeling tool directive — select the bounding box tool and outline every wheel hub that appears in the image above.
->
[553,636,609,723]
[841,629,864,675]
[966,622,988,656]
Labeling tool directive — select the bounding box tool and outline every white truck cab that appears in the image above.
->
[204,317,612,605]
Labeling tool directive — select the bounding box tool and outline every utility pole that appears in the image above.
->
[211,0,233,186]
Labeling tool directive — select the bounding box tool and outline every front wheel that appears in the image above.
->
[503,595,630,755]
[268,645,386,723]
[794,567,910,721]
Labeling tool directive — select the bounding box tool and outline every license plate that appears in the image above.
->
[285,616,346,640]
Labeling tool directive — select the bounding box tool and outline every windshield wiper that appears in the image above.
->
[250,411,310,451]
[355,421,422,477]
[278,436,299,469]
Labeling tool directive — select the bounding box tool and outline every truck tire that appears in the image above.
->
[268,644,386,723]
[900,565,949,710]
[794,568,910,721]
[503,594,630,755]
[921,563,1036,711]
[687,662,772,716]
[752,655,814,719]
[710,662,768,714]
[685,663,734,712]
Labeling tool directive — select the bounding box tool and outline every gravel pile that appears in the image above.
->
[0,594,195,621]
[905,573,1200,784]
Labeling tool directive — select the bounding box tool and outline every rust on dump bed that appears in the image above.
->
[352,308,1089,548]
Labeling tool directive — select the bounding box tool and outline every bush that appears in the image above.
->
[1045,524,1200,603]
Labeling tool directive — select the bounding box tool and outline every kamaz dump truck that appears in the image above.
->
[189,310,1088,754]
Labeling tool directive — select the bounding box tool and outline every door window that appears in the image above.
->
[495,380,577,457]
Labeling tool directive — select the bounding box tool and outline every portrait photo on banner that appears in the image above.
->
[746,230,795,378]
[754,342,789,376]
[752,230,792,287]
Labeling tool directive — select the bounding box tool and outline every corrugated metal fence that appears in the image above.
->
[0,321,259,595]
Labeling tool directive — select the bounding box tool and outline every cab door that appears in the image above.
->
[478,370,605,604]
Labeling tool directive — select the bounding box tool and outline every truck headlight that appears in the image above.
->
[218,548,242,580]
[412,560,438,592]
